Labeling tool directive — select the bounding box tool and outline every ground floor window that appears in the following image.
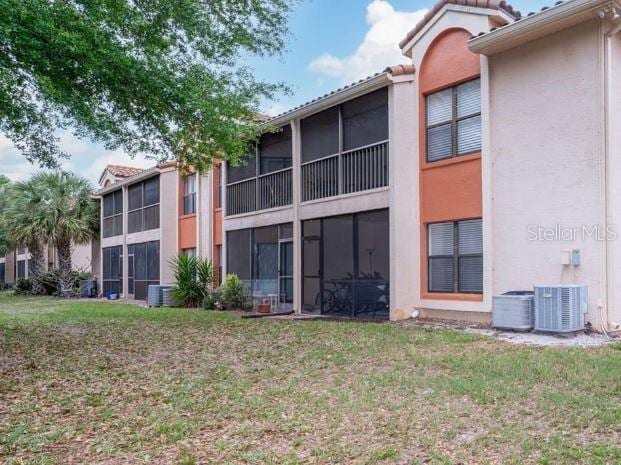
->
[17,260,26,279]
[214,245,222,286]
[102,246,123,296]
[0,263,5,284]
[182,248,197,258]
[427,218,482,293]
[226,223,293,308]
[302,209,389,319]
[128,241,160,300]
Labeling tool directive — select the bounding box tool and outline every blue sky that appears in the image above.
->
[0,0,551,185]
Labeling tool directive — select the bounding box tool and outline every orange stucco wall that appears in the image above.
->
[178,174,197,251]
[419,28,482,301]
[179,215,197,250]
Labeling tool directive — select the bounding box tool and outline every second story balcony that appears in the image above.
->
[226,125,293,216]
[225,86,389,217]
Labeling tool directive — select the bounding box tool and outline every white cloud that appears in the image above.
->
[0,132,152,187]
[264,104,291,117]
[308,0,427,84]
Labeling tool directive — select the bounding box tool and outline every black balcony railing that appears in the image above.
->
[301,140,388,202]
[226,167,292,216]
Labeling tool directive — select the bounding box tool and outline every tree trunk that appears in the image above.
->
[56,235,74,298]
[28,242,46,295]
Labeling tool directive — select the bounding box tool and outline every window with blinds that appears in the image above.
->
[183,174,196,215]
[426,78,481,162]
[428,218,483,293]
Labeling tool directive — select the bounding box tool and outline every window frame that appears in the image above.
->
[183,174,197,215]
[127,176,160,234]
[427,219,483,294]
[182,248,197,258]
[425,78,481,163]
[102,189,123,238]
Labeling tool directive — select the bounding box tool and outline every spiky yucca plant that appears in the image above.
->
[170,254,214,308]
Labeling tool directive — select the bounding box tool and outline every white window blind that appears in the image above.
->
[426,88,452,125]
[428,222,454,292]
[428,219,483,293]
[426,78,481,162]
[458,219,483,293]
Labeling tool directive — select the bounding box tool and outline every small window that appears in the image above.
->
[214,164,222,209]
[183,174,197,215]
[183,248,197,258]
[426,79,481,162]
[428,219,482,293]
[102,190,123,238]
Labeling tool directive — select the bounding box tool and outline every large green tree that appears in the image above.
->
[0,0,293,170]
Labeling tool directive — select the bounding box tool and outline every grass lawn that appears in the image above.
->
[0,293,619,465]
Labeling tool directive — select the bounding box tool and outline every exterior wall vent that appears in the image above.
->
[492,291,534,330]
[534,285,587,333]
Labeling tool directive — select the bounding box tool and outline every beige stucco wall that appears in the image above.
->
[489,20,605,327]
[159,168,178,285]
[4,252,15,284]
[71,241,101,282]
[389,78,418,320]
[603,25,621,331]
[198,171,213,260]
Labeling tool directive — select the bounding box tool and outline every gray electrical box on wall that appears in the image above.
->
[571,249,580,266]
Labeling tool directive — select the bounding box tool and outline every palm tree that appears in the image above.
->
[31,172,99,297]
[1,180,48,294]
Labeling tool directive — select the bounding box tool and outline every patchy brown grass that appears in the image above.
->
[0,293,619,464]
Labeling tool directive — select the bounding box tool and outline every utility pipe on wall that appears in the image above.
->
[597,4,621,334]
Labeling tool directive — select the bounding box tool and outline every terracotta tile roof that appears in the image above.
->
[384,64,417,76]
[399,0,522,49]
[267,65,415,121]
[104,164,144,178]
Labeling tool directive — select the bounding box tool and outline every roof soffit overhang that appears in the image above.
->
[401,4,515,57]
[469,0,621,55]
[267,73,394,127]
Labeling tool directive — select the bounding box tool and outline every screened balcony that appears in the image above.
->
[301,88,389,202]
[226,126,293,216]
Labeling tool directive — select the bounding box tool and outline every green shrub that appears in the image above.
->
[202,289,223,310]
[14,277,32,295]
[220,274,252,311]
[170,254,214,308]
[38,268,92,296]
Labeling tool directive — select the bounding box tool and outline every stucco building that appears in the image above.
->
[218,0,621,333]
[93,162,223,300]
[16,0,617,334]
